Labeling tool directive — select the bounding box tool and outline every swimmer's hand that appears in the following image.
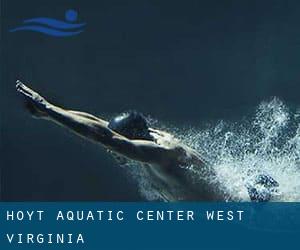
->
[16,80,49,118]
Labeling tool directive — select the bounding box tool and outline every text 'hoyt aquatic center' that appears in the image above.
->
[5,209,244,221]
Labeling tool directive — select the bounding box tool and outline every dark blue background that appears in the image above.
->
[1,0,300,200]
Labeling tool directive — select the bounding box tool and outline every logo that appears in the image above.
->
[9,9,85,37]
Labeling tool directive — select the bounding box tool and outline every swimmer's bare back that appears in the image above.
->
[16,80,222,200]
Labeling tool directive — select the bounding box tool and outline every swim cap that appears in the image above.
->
[108,111,153,141]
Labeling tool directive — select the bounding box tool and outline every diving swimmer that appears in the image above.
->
[15,80,278,201]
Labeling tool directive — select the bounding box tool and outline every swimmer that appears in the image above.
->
[16,80,278,201]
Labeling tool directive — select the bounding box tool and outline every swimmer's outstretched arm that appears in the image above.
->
[16,81,175,165]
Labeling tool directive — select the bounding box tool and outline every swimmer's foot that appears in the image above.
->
[246,174,279,202]
[16,80,49,118]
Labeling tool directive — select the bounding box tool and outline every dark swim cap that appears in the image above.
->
[108,111,153,141]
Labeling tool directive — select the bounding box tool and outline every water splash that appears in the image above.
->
[124,98,300,201]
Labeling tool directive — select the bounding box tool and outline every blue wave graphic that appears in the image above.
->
[10,25,84,37]
[9,9,85,37]
[23,18,85,29]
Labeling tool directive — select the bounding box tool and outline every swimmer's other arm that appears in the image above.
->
[16,81,176,165]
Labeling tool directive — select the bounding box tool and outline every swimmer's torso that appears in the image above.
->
[144,129,225,201]
[145,161,224,201]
